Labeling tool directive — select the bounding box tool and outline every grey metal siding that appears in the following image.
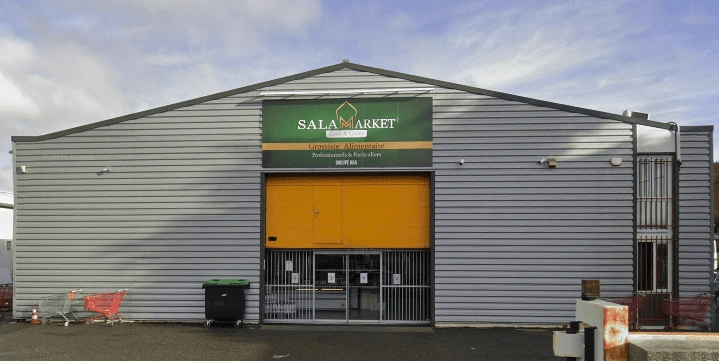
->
[432,89,635,325]
[266,70,633,324]
[13,92,265,321]
[12,67,656,326]
[677,129,713,296]
[260,71,636,325]
[11,69,430,322]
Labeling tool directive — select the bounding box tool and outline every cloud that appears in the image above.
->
[0,37,40,117]
[380,1,719,127]
[302,0,718,159]
[0,37,129,128]
[681,12,718,25]
[0,0,717,194]
[0,72,39,117]
[143,53,190,66]
[404,2,644,88]
[679,1,718,26]
[0,1,326,193]
[41,0,323,56]
[0,0,323,124]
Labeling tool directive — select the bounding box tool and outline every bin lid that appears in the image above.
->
[202,279,250,288]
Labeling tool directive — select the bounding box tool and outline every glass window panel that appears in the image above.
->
[638,242,653,291]
[656,243,669,290]
[637,157,672,230]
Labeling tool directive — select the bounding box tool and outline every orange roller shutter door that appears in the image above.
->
[265,174,429,249]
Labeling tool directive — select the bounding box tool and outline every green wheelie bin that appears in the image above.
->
[202,279,250,327]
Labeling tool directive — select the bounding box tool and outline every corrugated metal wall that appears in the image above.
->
[431,90,635,325]
[12,67,680,326]
[677,128,713,296]
[13,90,265,321]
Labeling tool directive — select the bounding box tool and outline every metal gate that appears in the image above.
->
[264,249,430,324]
[636,156,675,327]
[382,250,430,323]
[265,250,314,322]
[636,235,674,326]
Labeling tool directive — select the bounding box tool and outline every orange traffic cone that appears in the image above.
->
[30,306,41,325]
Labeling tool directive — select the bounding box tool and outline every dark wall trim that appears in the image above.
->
[681,126,715,132]
[673,153,681,295]
[429,171,436,326]
[259,173,266,324]
[708,129,715,274]
[631,123,638,292]
[13,62,677,143]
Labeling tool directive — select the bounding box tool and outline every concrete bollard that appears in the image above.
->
[553,300,629,361]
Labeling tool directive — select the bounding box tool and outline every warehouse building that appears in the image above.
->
[11,62,714,327]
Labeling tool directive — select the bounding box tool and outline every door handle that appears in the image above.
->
[315,210,319,217]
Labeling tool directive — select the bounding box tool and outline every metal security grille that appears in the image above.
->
[636,156,675,327]
[636,235,675,326]
[264,250,314,322]
[264,250,431,324]
[637,235,672,293]
[637,157,673,230]
[381,250,430,323]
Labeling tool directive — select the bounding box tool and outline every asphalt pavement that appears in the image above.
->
[1,308,716,361]
[0,319,560,361]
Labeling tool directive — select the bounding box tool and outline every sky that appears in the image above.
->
[0,0,718,194]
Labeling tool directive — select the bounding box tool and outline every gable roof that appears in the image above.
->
[0,191,12,210]
[12,62,673,142]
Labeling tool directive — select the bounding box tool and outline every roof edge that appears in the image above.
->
[12,63,350,142]
[13,61,679,142]
[344,63,672,130]
[681,125,714,132]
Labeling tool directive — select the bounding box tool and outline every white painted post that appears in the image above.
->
[576,300,629,361]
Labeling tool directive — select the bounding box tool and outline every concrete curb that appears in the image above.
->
[628,333,719,361]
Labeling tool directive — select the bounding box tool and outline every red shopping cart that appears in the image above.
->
[661,294,712,331]
[84,289,126,326]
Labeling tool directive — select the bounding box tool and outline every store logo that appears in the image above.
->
[337,101,357,129]
[297,101,396,139]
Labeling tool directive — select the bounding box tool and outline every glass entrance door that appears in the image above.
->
[314,254,347,321]
[348,254,381,322]
[313,252,381,322]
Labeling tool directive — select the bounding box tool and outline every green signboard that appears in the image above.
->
[262,98,432,168]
